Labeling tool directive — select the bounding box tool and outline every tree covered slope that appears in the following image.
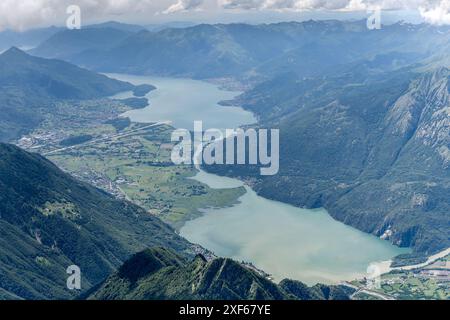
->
[0,47,134,142]
[86,247,350,300]
[0,143,190,299]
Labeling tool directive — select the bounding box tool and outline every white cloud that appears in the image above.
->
[419,0,450,25]
[162,0,204,14]
[219,0,450,24]
[0,1,207,31]
[219,0,424,11]
[0,0,449,31]
[219,0,263,10]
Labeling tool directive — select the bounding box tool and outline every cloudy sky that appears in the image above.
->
[0,0,449,31]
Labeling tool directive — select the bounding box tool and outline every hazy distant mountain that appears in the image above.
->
[31,21,357,77]
[0,144,190,299]
[0,47,134,142]
[0,47,133,98]
[29,20,450,80]
[86,247,350,300]
[69,21,364,77]
[29,27,133,61]
[248,21,449,80]
[86,21,146,33]
[0,26,62,52]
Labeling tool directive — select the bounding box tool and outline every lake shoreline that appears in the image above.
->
[106,72,410,285]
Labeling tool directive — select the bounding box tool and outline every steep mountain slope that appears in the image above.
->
[0,143,190,300]
[0,47,132,99]
[207,66,450,263]
[0,47,134,142]
[0,26,62,52]
[70,25,261,78]
[29,28,134,61]
[86,247,350,300]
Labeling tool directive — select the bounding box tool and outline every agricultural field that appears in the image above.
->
[378,272,448,300]
[43,121,245,229]
[352,255,450,300]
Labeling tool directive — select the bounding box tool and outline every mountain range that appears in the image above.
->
[29,20,450,80]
